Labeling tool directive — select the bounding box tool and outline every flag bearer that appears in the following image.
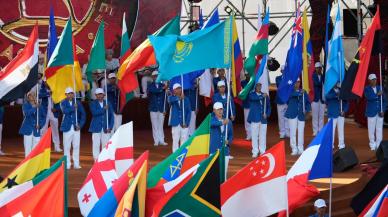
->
[186,79,198,136]
[210,102,233,177]
[276,65,289,138]
[89,88,114,161]
[148,71,168,146]
[19,91,46,157]
[41,88,62,152]
[364,74,387,151]
[168,83,191,152]
[212,80,236,121]
[326,83,349,149]
[285,79,311,155]
[241,72,251,140]
[311,62,325,136]
[60,87,86,169]
[107,72,122,132]
[248,83,271,157]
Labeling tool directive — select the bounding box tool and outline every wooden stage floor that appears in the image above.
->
[0,118,384,216]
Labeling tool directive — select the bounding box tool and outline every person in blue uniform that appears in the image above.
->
[210,102,233,178]
[326,83,349,149]
[19,91,46,157]
[168,83,191,152]
[285,79,311,155]
[148,71,168,146]
[248,83,271,157]
[89,88,114,161]
[212,80,236,121]
[213,68,227,94]
[311,62,325,136]
[107,72,122,133]
[309,199,329,217]
[41,86,62,152]
[364,74,387,150]
[241,72,251,140]
[185,79,199,137]
[0,106,4,155]
[276,65,289,138]
[60,87,86,169]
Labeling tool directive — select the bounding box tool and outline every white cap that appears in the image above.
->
[217,80,226,87]
[151,71,158,76]
[368,74,377,80]
[314,199,327,208]
[95,88,105,95]
[213,102,223,110]
[281,65,285,71]
[108,73,116,79]
[315,62,322,68]
[65,87,74,94]
[172,83,181,90]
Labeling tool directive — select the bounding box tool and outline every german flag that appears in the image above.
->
[0,128,52,192]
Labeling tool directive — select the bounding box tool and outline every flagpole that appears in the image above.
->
[36,81,40,135]
[195,78,199,112]
[329,176,333,217]
[104,69,109,131]
[181,73,185,127]
[338,53,343,114]
[72,64,78,126]
[163,81,167,113]
[225,68,231,140]
[379,53,383,113]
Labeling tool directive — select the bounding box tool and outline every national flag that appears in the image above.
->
[47,6,58,61]
[324,4,345,96]
[351,6,381,97]
[45,18,84,103]
[78,122,134,216]
[0,157,66,217]
[339,52,360,100]
[169,70,204,90]
[156,150,223,217]
[278,6,303,103]
[146,114,211,216]
[221,141,287,217]
[114,153,148,217]
[359,185,388,217]
[302,7,315,100]
[255,55,269,94]
[86,21,106,82]
[323,4,331,75]
[0,24,39,103]
[351,162,388,215]
[0,128,52,192]
[117,16,180,94]
[231,16,243,98]
[151,17,233,82]
[279,120,334,216]
[87,152,148,217]
[238,9,269,100]
[198,9,204,28]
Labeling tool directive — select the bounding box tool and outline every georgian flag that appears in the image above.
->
[78,122,134,216]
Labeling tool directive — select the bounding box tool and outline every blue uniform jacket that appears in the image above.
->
[184,87,198,111]
[88,100,114,133]
[212,92,236,119]
[210,113,233,156]
[241,80,250,109]
[168,95,191,127]
[148,82,167,113]
[19,102,46,137]
[285,90,311,121]
[275,75,286,105]
[107,84,120,114]
[326,88,349,118]
[364,85,387,117]
[247,91,271,124]
[212,77,227,94]
[52,103,61,119]
[312,73,324,103]
[39,82,50,114]
[0,106,4,124]
[60,99,86,132]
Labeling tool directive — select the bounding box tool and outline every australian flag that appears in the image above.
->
[278,7,303,103]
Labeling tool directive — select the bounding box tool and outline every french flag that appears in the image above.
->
[279,120,334,216]
[360,185,388,217]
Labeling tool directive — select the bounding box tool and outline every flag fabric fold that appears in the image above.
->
[302,7,315,100]
[86,21,106,82]
[47,6,58,61]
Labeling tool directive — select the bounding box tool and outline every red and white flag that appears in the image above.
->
[77,122,134,216]
[221,141,288,217]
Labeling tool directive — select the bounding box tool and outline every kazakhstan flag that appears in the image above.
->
[150,17,233,82]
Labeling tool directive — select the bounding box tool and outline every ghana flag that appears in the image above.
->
[0,128,52,192]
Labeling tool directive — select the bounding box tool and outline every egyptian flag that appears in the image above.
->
[0,24,39,103]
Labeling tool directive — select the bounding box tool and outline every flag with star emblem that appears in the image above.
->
[78,122,134,216]
[156,149,223,217]
[221,141,287,217]
[278,5,303,103]
[0,157,66,217]
[87,152,148,217]
[0,128,52,192]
